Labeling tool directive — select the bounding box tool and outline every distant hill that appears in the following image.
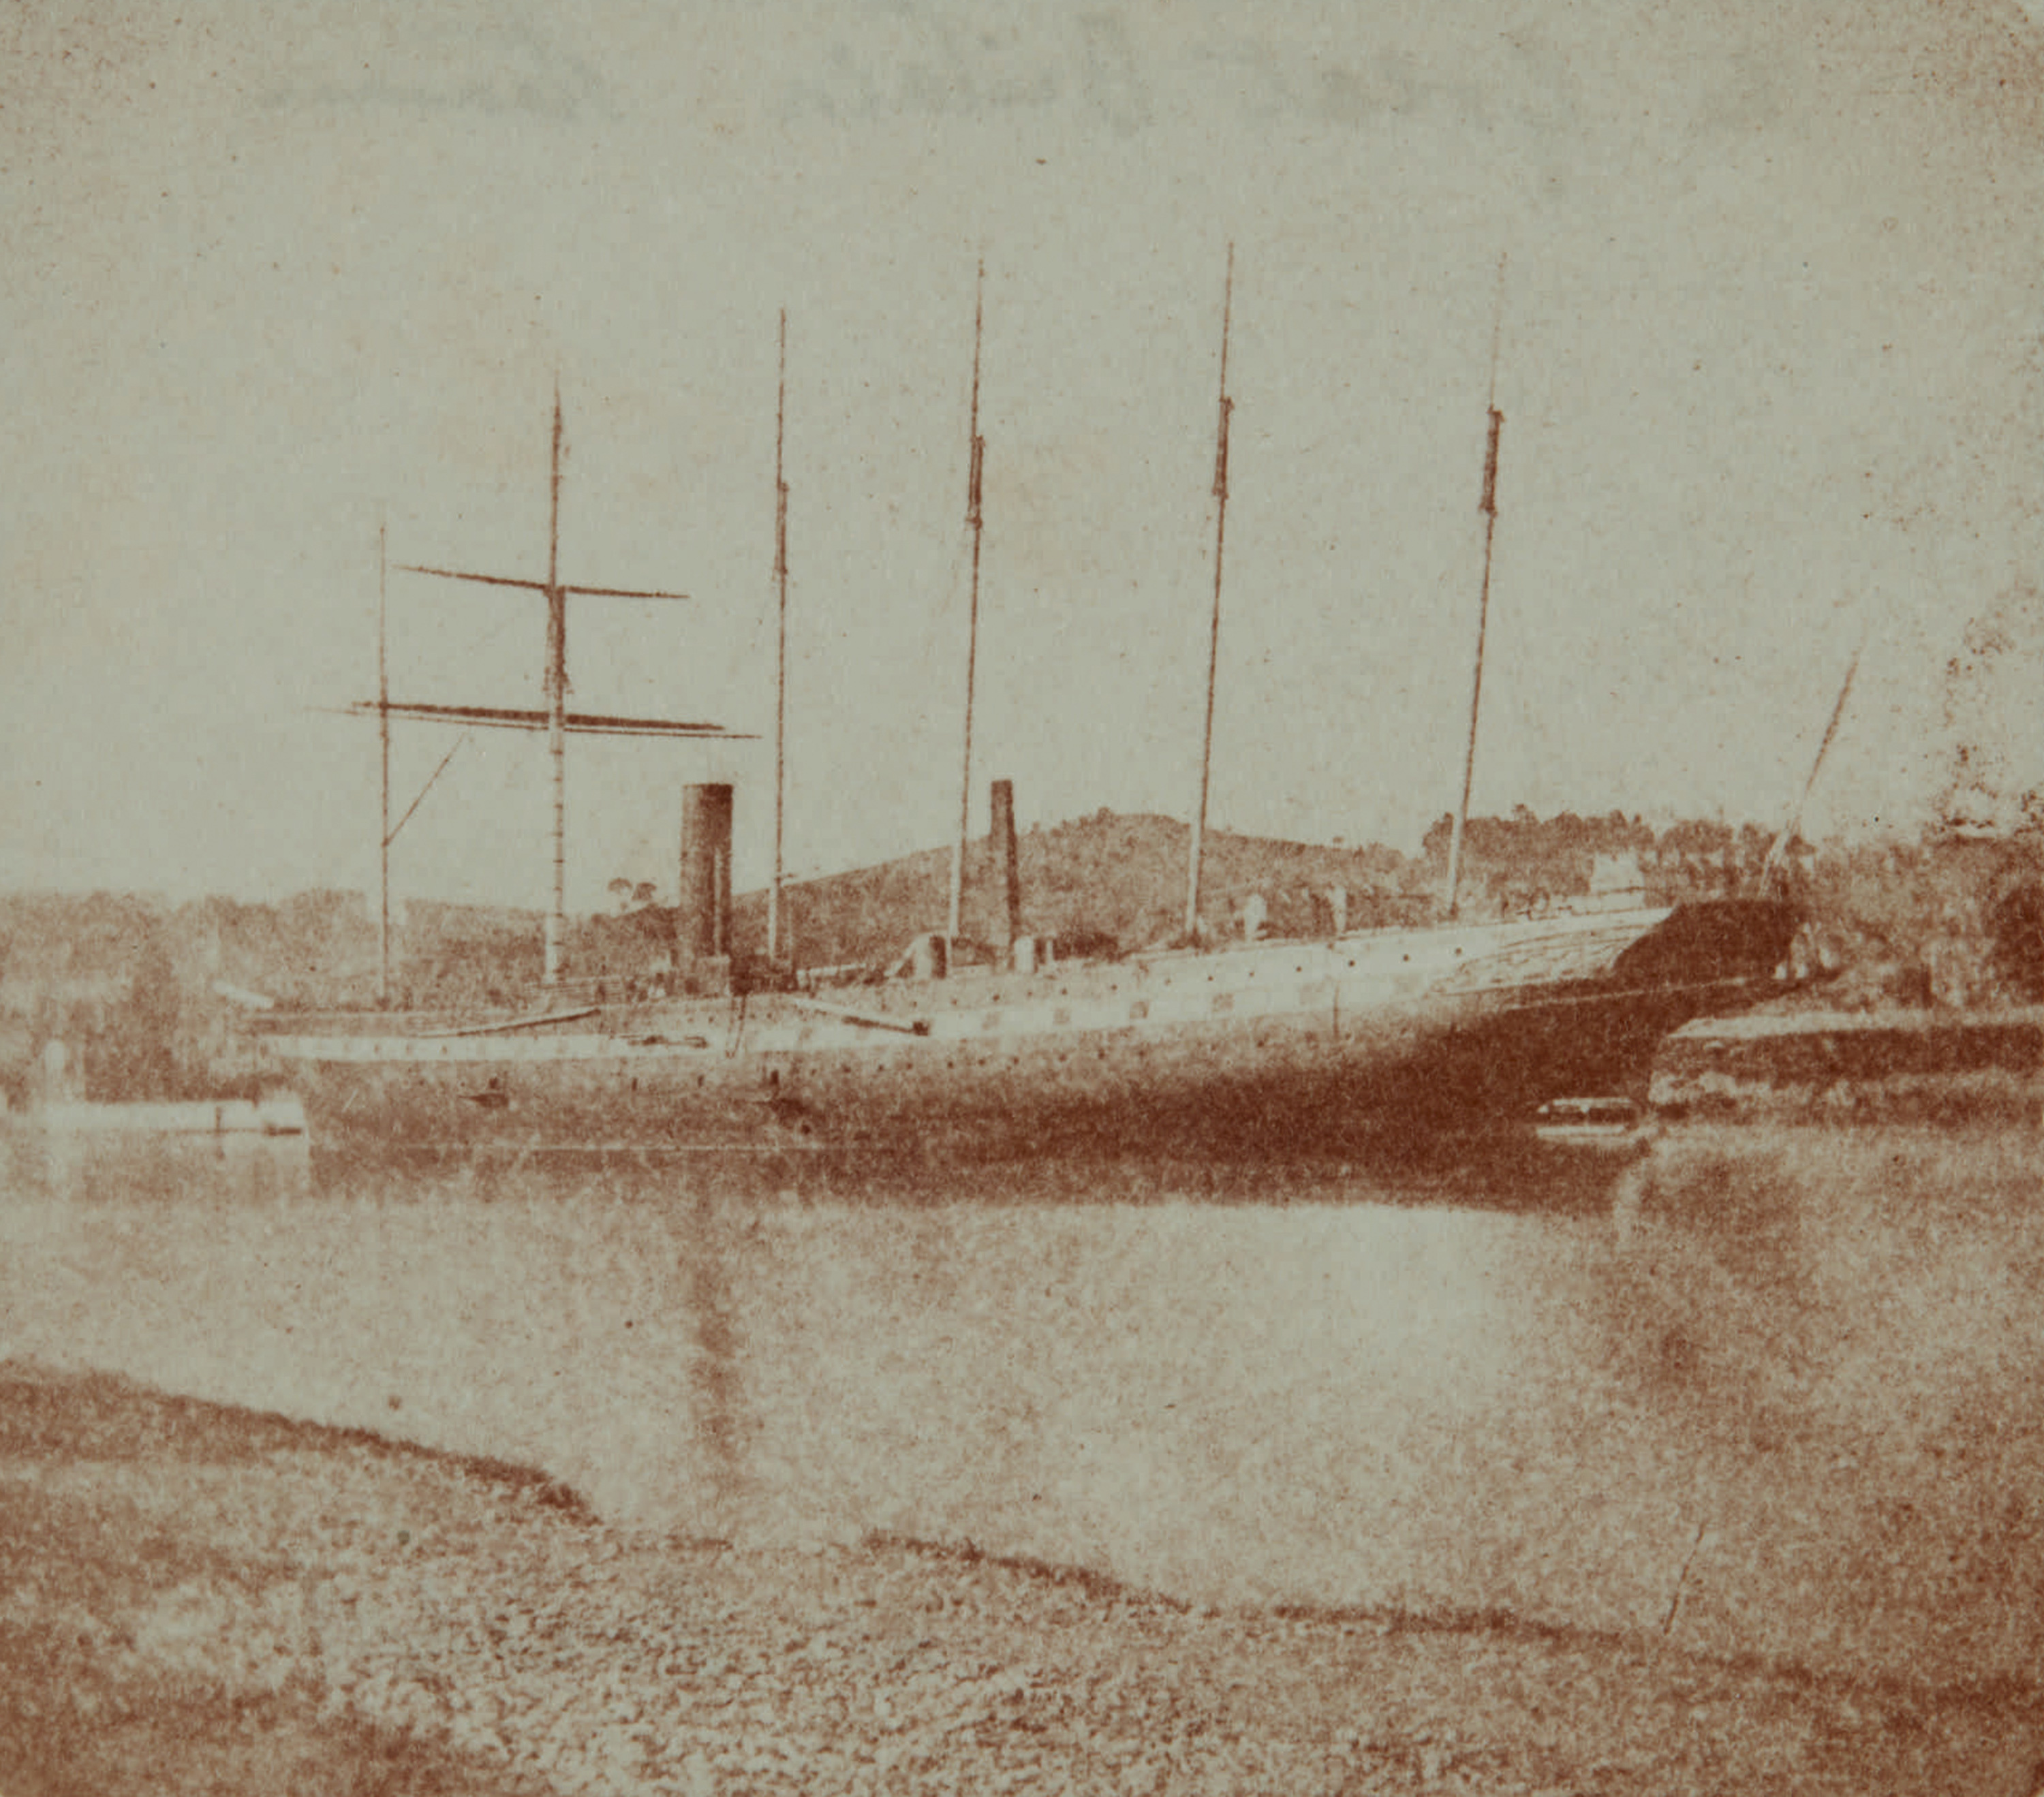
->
[730,812,1423,970]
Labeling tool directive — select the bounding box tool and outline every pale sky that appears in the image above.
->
[3,2,2039,909]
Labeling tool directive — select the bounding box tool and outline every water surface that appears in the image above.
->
[3,1123,2039,1684]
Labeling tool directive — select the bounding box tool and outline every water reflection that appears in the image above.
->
[3,1120,2039,1686]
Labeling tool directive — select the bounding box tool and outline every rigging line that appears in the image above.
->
[1759,636,1863,891]
[1798,640,1863,808]
[1445,251,1509,923]
[1185,241,1236,942]
[385,731,472,848]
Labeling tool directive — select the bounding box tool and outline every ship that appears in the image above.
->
[261,278,1807,1164]
[260,893,1800,1163]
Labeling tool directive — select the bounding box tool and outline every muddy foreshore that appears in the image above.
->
[3,1361,2039,1796]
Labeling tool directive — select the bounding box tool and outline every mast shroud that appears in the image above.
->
[377,512,391,1008]
[1185,244,1235,942]
[544,390,566,986]
[1445,255,1509,923]
[769,311,791,964]
[947,263,988,948]
[1444,403,1503,922]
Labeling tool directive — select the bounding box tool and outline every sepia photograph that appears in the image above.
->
[2,3,2041,1790]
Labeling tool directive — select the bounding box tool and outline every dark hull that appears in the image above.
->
[274,901,1801,1168]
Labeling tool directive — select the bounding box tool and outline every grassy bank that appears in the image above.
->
[3,1361,2040,1795]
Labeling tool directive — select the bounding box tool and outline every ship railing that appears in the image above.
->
[251,1002,607,1038]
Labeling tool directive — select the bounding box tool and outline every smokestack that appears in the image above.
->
[677,783,734,990]
[989,778,1021,952]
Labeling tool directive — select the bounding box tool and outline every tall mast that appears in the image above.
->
[543,386,568,985]
[1444,255,1507,924]
[391,393,700,995]
[377,510,392,1007]
[769,311,791,963]
[947,262,987,947]
[1185,243,1235,942]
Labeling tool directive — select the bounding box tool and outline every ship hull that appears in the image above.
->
[265,901,1800,1166]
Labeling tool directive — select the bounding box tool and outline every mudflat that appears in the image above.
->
[2,1360,2037,1796]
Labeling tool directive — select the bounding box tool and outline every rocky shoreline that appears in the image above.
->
[4,1361,2039,1795]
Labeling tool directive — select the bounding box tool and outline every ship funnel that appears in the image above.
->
[677,782,734,992]
[990,778,1021,953]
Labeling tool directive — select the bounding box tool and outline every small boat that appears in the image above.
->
[1531,1095,1647,1148]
